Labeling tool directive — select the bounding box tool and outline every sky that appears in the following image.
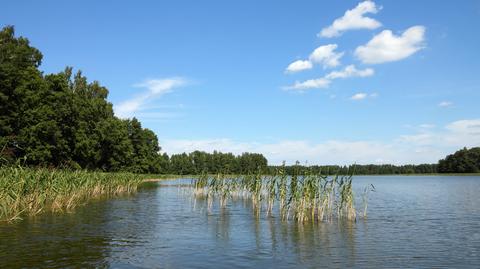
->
[3,0,480,165]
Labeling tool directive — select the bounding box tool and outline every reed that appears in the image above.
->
[0,167,143,222]
[192,167,371,223]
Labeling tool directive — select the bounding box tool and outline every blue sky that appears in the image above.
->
[3,0,480,164]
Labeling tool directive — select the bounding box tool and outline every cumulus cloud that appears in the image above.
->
[285,65,374,91]
[285,60,313,73]
[320,0,382,38]
[355,25,426,64]
[114,77,187,118]
[285,44,343,73]
[161,119,480,165]
[309,44,344,68]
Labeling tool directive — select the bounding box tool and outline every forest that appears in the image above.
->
[0,25,477,175]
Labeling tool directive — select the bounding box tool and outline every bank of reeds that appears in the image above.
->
[192,168,372,222]
[0,167,143,222]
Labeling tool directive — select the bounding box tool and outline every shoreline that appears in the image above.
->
[141,173,480,181]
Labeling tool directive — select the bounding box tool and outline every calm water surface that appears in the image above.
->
[1,176,479,268]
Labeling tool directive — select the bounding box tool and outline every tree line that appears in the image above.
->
[271,147,480,175]
[267,163,438,175]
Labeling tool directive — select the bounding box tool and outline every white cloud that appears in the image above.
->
[350,92,377,101]
[325,64,374,79]
[446,119,480,133]
[351,93,368,100]
[355,25,426,64]
[398,133,436,146]
[320,0,382,38]
[285,44,343,73]
[398,119,480,148]
[285,60,313,73]
[161,119,480,165]
[285,65,373,91]
[114,77,187,118]
[419,124,435,129]
[285,78,331,91]
[438,101,453,107]
[309,44,344,68]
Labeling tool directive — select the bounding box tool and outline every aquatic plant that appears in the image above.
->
[191,166,371,223]
[0,167,143,222]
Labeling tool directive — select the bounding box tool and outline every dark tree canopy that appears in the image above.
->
[438,147,480,173]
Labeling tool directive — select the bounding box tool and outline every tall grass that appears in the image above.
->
[0,167,143,222]
[192,168,370,223]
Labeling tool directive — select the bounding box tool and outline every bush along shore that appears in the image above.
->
[0,167,143,222]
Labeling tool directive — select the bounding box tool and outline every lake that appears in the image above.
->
[1,176,479,268]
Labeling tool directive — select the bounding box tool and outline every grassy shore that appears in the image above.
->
[0,167,144,222]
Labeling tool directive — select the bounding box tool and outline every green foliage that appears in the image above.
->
[438,147,480,173]
[168,150,268,175]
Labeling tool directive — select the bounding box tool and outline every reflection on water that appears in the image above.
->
[1,176,480,268]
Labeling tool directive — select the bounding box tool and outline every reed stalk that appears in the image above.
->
[0,167,143,222]
[191,167,371,223]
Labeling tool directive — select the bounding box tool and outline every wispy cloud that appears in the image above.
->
[438,101,453,108]
[161,119,480,165]
[350,93,368,100]
[355,25,426,64]
[325,65,374,79]
[285,78,331,91]
[398,119,480,148]
[319,0,382,38]
[285,65,374,91]
[419,124,436,129]
[114,77,187,118]
[350,92,378,101]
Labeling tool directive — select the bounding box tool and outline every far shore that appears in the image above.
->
[142,173,480,182]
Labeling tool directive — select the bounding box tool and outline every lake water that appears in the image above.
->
[1,176,479,268]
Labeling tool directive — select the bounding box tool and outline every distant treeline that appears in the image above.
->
[271,147,480,175]
[161,151,267,175]
[267,163,438,175]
